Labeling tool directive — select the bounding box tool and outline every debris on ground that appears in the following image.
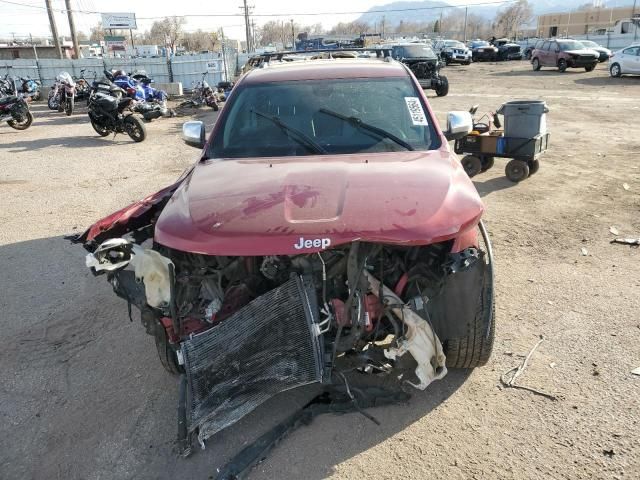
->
[500,336,558,401]
[603,448,615,458]
[631,367,640,376]
[609,226,619,236]
[622,183,630,191]
[581,247,589,256]
[610,238,640,246]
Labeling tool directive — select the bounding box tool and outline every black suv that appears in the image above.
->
[390,43,449,96]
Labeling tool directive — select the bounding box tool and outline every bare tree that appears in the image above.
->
[327,21,369,35]
[495,0,533,38]
[182,30,219,52]
[148,16,186,52]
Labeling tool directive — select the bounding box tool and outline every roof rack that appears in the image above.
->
[260,47,394,63]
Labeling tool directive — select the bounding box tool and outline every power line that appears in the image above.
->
[0,0,518,19]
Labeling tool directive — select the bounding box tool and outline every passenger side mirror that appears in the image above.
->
[182,121,206,149]
[444,111,473,141]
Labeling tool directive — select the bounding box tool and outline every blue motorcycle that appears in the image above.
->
[19,76,41,101]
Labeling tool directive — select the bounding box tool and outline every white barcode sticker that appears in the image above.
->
[404,97,428,126]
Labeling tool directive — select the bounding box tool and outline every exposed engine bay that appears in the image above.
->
[81,226,493,457]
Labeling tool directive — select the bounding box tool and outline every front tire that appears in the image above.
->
[505,159,530,182]
[435,76,449,97]
[123,115,146,142]
[65,97,74,116]
[8,110,33,130]
[461,155,483,178]
[90,120,110,136]
[444,223,495,368]
[154,321,182,375]
[558,59,567,72]
[585,64,596,72]
[610,63,622,77]
[47,94,59,110]
[532,58,541,71]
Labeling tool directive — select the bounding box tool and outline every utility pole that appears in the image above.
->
[220,28,228,82]
[463,7,468,42]
[64,0,80,59]
[381,15,386,38]
[251,20,256,49]
[439,8,444,37]
[242,0,252,53]
[290,19,295,49]
[45,0,63,59]
[633,0,638,41]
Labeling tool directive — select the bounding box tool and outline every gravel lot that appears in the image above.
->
[1,60,639,480]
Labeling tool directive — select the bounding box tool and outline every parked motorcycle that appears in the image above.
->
[0,93,34,130]
[74,69,95,103]
[87,78,146,142]
[179,71,219,111]
[216,81,234,101]
[113,70,170,121]
[18,76,41,101]
[0,73,17,96]
[48,72,76,115]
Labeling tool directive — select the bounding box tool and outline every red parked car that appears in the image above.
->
[531,39,599,72]
[71,53,495,459]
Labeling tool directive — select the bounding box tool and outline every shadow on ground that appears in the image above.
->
[474,175,517,197]
[0,235,471,480]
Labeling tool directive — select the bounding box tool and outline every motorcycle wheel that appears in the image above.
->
[47,94,59,111]
[90,120,111,137]
[123,115,146,142]
[8,110,33,130]
[65,97,74,116]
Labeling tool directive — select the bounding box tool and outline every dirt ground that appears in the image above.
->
[1,60,639,480]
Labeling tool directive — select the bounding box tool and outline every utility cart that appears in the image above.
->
[454,100,550,182]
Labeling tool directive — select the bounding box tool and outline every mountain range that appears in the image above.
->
[356,0,636,26]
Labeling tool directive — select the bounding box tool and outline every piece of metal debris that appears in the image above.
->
[500,336,558,401]
[631,367,640,376]
[610,238,640,246]
[622,183,630,191]
[609,226,619,236]
[581,247,588,256]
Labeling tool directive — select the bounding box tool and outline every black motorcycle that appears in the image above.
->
[0,94,33,130]
[87,79,146,142]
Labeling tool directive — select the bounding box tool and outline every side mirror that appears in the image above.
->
[183,121,206,149]
[444,111,473,141]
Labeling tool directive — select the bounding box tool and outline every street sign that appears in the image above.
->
[101,13,137,30]
[104,35,127,51]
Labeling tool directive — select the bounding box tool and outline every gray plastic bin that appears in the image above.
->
[498,100,548,139]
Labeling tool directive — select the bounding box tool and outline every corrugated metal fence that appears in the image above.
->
[0,52,237,91]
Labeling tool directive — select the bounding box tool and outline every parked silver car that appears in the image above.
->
[609,44,640,77]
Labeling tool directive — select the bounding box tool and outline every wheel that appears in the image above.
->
[444,223,495,368]
[8,110,33,130]
[480,156,495,172]
[585,64,595,72]
[123,115,146,142]
[558,59,567,72]
[445,57,451,66]
[610,63,622,77]
[48,94,59,110]
[461,155,483,178]
[211,101,219,111]
[90,120,110,136]
[154,321,182,375]
[65,97,74,116]
[505,159,530,182]
[435,76,449,97]
[532,58,541,71]
[528,159,540,175]
[463,61,471,66]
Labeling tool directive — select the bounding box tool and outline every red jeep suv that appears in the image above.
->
[71,52,495,456]
[531,39,599,72]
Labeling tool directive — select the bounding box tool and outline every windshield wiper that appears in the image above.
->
[251,109,327,154]
[318,108,414,151]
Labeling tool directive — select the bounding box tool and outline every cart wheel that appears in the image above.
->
[505,160,530,182]
[462,155,483,178]
[481,156,495,172]
[528,159,540,175]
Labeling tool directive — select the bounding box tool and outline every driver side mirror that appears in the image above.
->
[444,111,473,141]
[182,121,206,149]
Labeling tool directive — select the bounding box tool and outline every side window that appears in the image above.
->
[542,41,550,51]
[623,47,639,56]
[535,40,544,49]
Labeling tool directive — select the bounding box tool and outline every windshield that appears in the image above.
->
[580,40,598,48]
[559,41,586,51]
[399,44,437,58]
[472,41,490,48]
[209,77,440,159]
[445,41,465,49]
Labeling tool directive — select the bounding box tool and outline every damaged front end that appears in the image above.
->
[73,201,494,458]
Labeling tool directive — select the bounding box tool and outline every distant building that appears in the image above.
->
[0,44,74,59]
[537,6,638,37]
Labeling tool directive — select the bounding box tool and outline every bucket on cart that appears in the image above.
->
[497,100,548,139]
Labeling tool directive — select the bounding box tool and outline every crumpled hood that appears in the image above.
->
[154,151,484,255]
[565,49,599,56]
